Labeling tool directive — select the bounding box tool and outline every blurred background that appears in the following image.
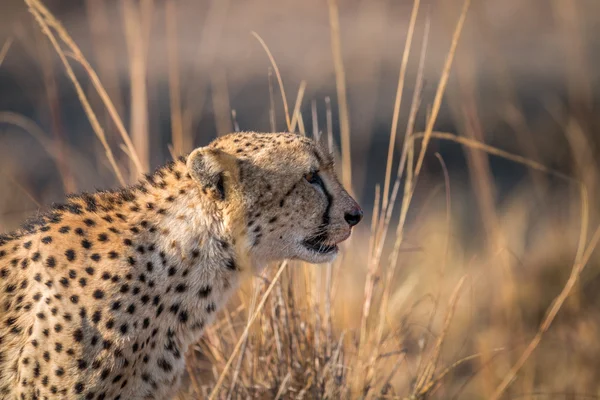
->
[2,0,600,398]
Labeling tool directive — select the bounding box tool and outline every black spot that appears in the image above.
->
[85,266,95,275]
[105,319,114,329]
[41,236,52,244]
[83,218,95,227]
[156,304,164,317]
[225,258,236,270]
[65,249,76,262]
[55,367,64,376]
[93,290,104,299]
[206,303,216,313]
[119,324,128,335]
[70,295,79,304]
[100,369,110,380]
[74,382,85,394]
[59,226,71,234]
[179,310,188,323]
[92,311,101,324]
[75,228,84,236]
[157,358,173,372]
[75,358,88,370]
[108,251,119,259]
[46,256,56,268]
[23,241,32,249]
[79,277,87,287]
[126,304,135,314]
[73,329,84,342]
[90,253,101,262]
[175,283,187,293]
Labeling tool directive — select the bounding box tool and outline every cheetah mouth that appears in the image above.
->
[302,236,338,254]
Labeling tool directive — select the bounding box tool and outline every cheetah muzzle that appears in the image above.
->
[0,131,362,399]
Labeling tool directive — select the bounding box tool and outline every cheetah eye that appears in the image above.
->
[304,171,320,185]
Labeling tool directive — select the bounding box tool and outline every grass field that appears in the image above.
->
[1,0,600,398]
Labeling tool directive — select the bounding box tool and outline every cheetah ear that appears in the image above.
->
[187,147,239,201]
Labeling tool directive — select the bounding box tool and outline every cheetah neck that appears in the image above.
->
[107,161,251,346]
[53,158,246,346]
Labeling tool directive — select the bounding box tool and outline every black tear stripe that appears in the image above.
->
[315,180,333,243]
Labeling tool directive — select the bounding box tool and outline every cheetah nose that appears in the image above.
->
[344,207,363,227]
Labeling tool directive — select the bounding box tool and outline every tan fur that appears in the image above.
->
[0,132,361,399]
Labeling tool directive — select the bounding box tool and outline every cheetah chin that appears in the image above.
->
[0,131,362,399]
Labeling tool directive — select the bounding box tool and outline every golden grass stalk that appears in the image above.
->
[289,80,307,133]
[208,261,289,400]
[311,99,319,138]
[211,67,234,137]
[412,275,467,397]
[490,184,596,399]
[358,11,430,382]
[326,0,352,191]
[122,0,153,176]
[268,68,277,132]
[24,0,126,186]
[0,37,13,67]
[26,0,144,178]
[410,131,576,183]
[251,32,291,132]
[381,0,420,213]
[165,0,185,155]
[369,16,431,349]
[414,0,471,178]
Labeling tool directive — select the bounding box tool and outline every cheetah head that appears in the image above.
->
[186,132,362,266]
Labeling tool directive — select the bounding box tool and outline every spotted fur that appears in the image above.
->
[0,132,362,399]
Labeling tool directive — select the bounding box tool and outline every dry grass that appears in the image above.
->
[2,0,600,399]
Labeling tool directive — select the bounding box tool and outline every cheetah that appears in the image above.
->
[0,131,363,400]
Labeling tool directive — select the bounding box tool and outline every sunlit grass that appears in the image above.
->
[1,0,600,399]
